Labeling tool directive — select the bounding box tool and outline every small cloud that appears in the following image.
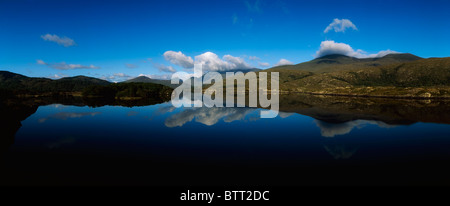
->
[165,107,257,127]
[367,49,399,58]
[36,59,99,70]
[100,73,131,82]
[245,0,262,13]
[274,59,294,67]
[37,59,46,65]
[138,73,172,80]
[154,63,176,73]
[315,40,358,58]
[39,112,101,123]
[125,63,138,69]
[324,18,357,33]
[195,52,253,72]
[163,51,194,69]
[114,73,130,78]
[41,34,76,47]
[223,54,253,69]
[47,73,68,79]
[232,14,239,24]
[278,112,294,118]
[258,62,270,67]
[315,40,398,58]
[248,56,260,61]
[315,120,397,138]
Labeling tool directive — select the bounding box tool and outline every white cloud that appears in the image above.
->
[278,112,294,118]
[47,73,68,79]
[274,59,294,67]
[39,112,101,123]
[258,62,270,67]
[155,63,176,73]
[223,54,252,69]
[249,56,260,61]
[315,120,396,138]
[195,52,253,72]
[367,49,400,58]
[163,51,194,69]
[100,73,131,82]
[125,63,138,69]
[37,59,46,65]
[315,40,398,58]
[162,51,256,72]
[37,59,99,70]
[138,73,172,80]
[41,34,76,47]
[114,73,129,78]
[324,18,357,33]
[164,107,257,127]
[316,40,359,58]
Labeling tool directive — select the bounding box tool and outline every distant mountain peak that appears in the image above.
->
[125,76,154,83]
[124,75,175,88]
[379,53,422,60]
[0,70,28,79]
[267,53,423,73]
[135,76,152,80]
[316,54,355,60]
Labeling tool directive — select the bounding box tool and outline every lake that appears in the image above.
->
[1,94,450,186]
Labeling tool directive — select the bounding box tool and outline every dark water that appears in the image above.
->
[1,95,450,186]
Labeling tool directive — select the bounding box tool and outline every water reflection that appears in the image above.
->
[323,140,359,160]
[164,107,257,127]
[46,136,76,149]
[278,94,450,124]
[1,95,450,186]
[314,119,396,137]
[38,112,101,123]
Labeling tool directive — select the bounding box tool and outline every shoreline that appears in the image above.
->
[8,91,450,100]
[289,91,450,100]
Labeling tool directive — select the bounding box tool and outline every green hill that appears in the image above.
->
[269,53,422,73]
[123,69,261,88]
[3,52,450,99]
[0,71,111,95]
[267,56,450,98]
[0,71,174,100]
[124,76,175,88]
[82,82,173,100]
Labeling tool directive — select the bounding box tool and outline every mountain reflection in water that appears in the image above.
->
[1,94,450,186]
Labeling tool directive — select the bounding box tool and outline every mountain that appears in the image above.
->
[0,71,175,100]
[1,71,52,94]
[124,68,261,88]
[49,75,111,92]
[124,76,157,83]
[82,82,173,101]
[0,71,111,94]
[2,52,449,99]
[269,53,422,73]
[124,76,175,88]
[0,71,29,81]
[267,56,450,98]
[216,68,261,74]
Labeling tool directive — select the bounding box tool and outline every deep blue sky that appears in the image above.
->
[1,0,449,81]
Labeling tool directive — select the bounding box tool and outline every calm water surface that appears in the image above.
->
[1,97,450,186]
